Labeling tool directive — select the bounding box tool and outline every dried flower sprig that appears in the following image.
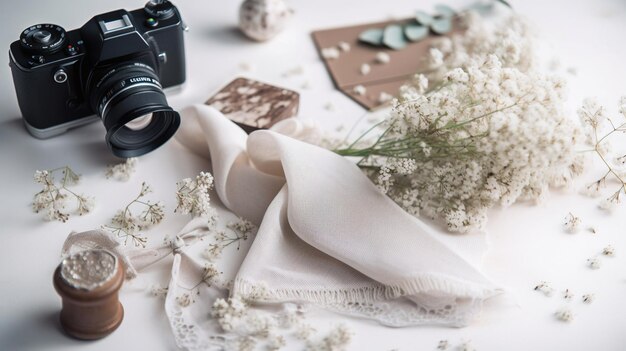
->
[103,182,164,247]
[32,166,94,222]
[105,157,137,181]
[175,171,218,227]
[205,218,258,260]
[205,218,257,261]
[579,97,626,210]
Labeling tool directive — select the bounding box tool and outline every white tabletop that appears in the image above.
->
[1,0,626,350]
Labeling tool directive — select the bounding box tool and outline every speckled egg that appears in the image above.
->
[239,0,294,41]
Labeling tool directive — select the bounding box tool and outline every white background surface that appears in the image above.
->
[1,0,626,350]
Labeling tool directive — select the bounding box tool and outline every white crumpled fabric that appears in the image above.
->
[177,105,501,321]
[62,105,501,350]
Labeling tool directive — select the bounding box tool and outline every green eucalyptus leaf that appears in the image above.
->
[404,24,429,42]
[383,24,408,50]
[359,28,385,45]
[431,17,452,34]
[415,10,433,26]
[466,1,493,14]
[434,4,456,18]
[498,0,512,9]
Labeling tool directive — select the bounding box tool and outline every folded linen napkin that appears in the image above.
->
[175,104,501,327]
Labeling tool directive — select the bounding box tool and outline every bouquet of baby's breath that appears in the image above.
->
[336,14,584,232]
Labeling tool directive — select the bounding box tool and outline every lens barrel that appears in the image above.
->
[90,63,180,158]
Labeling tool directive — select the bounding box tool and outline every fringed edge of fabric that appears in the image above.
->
[233,273,500,305]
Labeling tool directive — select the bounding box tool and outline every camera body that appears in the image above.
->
[9,1,186,141]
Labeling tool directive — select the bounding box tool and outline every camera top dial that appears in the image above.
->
[20,24,67,54]
[144,0,175,20]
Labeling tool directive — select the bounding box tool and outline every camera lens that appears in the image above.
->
[90,63,180,158]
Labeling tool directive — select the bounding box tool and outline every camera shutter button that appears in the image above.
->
[54,69,68,83]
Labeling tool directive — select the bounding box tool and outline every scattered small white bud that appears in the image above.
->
[324,102,335,111]
[534,281,554,297]
[587,257,601,269]
[338,41,351,52]
[582,294,595,304]
[282,65,304,78]
[360,63,371,75]
[566,67,578,76]
[587,226,597,234]
[555,308,574,322]
[353,84,366,96]
[375,51,391,64]
[300,81,311,89]
[105,157,137,181]
[437,339,449,350]
[563,289,574,301]
[321,47,340,60]
[459,340,476,351]
[564,212,581,233]
[598,198,617,212]
[602,245,615,256]
[378,92,393,104]
[239,62,255,71]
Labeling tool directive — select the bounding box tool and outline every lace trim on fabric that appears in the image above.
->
[233,275,498,327]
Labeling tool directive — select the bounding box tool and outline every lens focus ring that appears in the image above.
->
[98,75,162,117]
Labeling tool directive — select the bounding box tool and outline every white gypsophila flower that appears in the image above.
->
[305,324,353,351]
[587,257,601,269]
[437,340,449,350]
[563,289,574,301]
[105,158,137,181]
[336,49,583,232]
[582,294,595,304]
[534,281,554,297]
[77,195,95,215]
[427,48,444,69]
[201,262,222,287]
[598,197,617,212]
[212,297,248,332]
[32,166,94,221]
[176,293,193,307]
[602,245,615,256]
[577,97,606,129]
[578,97,626,210]
[563,213,581,233]
[176,171,219,228]
[267,334,286,351]
[148,284,168,298]
[103,182,161,247]
[555,308,574,322]
[295,323,317,341]
[459,341,477,351]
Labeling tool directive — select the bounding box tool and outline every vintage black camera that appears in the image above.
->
[9,0,187,157]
